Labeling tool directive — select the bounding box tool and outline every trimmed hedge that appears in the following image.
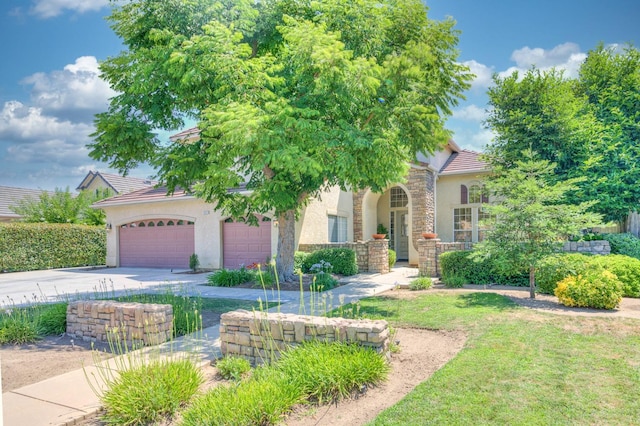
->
[439,250,528,287]
[589,254,640,298]
[0,223,106,272]
[302,248,358,276]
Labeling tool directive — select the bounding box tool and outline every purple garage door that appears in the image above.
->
[223,216,272,269]
[119,219,195,268]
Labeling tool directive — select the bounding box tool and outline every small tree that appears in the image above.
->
[11,187,111,225]
[476,150,601,298]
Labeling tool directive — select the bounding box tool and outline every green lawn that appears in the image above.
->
[339,291,640,425]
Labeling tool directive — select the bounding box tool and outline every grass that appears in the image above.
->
[331,291,640,425]
[0,302,68,344]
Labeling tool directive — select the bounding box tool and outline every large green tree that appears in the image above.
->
[485,44,640,226]
[575,44,640,223]
[476,150,601,298]
[90,0,472,279]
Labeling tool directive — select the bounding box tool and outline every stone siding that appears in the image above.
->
[67,300,173,345]
[220,310,390,366]
[407,167,436,250]
[563,240,611,255]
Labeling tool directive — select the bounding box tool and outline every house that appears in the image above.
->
[94,132,489,270]
[0,186,50,222]
[76,171,156,196]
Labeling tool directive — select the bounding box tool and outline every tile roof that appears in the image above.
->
[169,127,201,143]
[92,186,193,207]
[76,171,156,194]
[0,186,50,220]
[439,149,489,175]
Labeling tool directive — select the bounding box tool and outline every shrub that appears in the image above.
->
[589,254,640,298]
[555,269,623,310]
[100,358,203,425]
[388,249,397,269]
[276,340,389,404]
[409,277,432,291]
[181,368,303,426]
[439,250,494,285]
[442,273,466,288]
[310,272,339,292]
[302,248,358,276]
[0,223,106,272]
[294,251,310,272]
[189,253,199,271]
[601,233,640,259]
[207,267,256,287]
[36,303,68,335]
[216,356,252,381]
[536,253,593,295]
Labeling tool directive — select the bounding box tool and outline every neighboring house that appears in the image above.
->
[76,171,156,196]
[0,186,50,222]
[94,132,489,270]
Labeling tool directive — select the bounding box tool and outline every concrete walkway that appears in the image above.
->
[2,266,419,426]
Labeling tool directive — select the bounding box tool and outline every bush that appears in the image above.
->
[294,251,310,272]
[181,368,303,426]
[302,248,358,276]
[310,272,339,292]
[0,223,106,272]
[100,358,203,425]
[388,249,397,269]
[589,254,640,298]
[409,277,432,291]
[276,340,389,404]
[207,267,256,287]
[536,253,593,295]
[555,269,623,310]
[601,233,640,259]
[216,356,252,381]
[439,251,494,285]
[36,303,68,335]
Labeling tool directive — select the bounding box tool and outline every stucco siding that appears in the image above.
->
[297,186,353,245]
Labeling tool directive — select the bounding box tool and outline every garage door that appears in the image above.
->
[119,219,195,268]
[223,216,272,269]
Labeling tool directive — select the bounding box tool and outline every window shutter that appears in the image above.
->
[461,185,468,204]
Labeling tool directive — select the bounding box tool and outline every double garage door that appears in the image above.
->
[118,216,272,269]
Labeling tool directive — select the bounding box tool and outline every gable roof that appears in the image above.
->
[0,186,49,220]
[76,171,156,194]
[439,149,489,175]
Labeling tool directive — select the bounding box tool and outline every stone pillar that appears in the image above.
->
[407,167,436,250]
[367,239,389,273]
[353,190,365,241]
[417,238,439,277]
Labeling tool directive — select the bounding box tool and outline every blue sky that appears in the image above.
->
[0,0,638,190]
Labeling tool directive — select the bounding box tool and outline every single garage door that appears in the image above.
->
[223,216,272,269]
[119,219,195,268]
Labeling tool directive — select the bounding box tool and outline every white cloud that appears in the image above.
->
[30,0,109,18]
[502,42,587,79]
[21,56,114,122]
[462,60,494,89]
[452,104,487,123]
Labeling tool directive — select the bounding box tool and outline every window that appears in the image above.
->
[328,215,347,243]
[478,207,492,242]
[390,186,408,208]
[454,208,472,242]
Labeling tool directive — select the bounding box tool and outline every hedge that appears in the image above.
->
[301,248,358,276]
[0,223,106,272]
[600,233,640,259]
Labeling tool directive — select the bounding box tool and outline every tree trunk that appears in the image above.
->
[276,209,296,282]
[529,265,536,299]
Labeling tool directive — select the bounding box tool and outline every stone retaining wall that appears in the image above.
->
[67,300,173,345]
[220,310,390,365]
[563,240,611,255]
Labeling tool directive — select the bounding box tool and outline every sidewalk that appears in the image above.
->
[2,266,418,426]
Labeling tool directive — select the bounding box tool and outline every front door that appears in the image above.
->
[390,210,409,261]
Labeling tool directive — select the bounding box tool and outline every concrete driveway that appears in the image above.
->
[0,267,209,306]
